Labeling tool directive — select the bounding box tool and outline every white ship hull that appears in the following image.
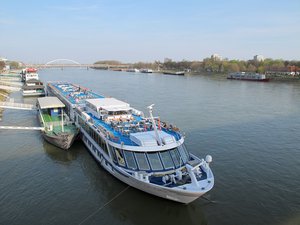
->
[23,91,45,97]
[81,130,214,204]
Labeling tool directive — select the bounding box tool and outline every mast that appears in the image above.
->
[61,107,64,132]
[147,104,162,145]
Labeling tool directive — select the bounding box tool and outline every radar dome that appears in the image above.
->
[205,155,212,163]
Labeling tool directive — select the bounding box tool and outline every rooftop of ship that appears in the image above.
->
[89,109,182,147]
[84,99,183,148]
[47,81,104,105]
[48,82,183,147]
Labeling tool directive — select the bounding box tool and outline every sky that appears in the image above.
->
[0,0,299,64]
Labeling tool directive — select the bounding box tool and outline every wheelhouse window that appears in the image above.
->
[124,151,137,170]
[109,146,117,162]
[178,144,190,163]
[134,152,150,171]
[147,152,163,171]
[115,148,126,167]
[159,151,174,169]
[170,148,182,168]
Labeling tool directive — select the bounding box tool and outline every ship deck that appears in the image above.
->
[88,112,181,146]
[48,82,182,146]
[49,82,104,105]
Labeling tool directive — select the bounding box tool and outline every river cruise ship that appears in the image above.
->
[227,72,270,81]
[47,82,214,203]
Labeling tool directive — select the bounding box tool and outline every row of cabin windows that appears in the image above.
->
[83,135,102,158]
[111,145,190,171]
[78,116,109,155]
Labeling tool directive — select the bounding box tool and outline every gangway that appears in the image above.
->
[0,101,36,110]
[0,126,44,131]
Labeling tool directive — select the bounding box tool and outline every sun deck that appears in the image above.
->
[87,112,182,146]
[48,82,104,105]
[48,82,182,146]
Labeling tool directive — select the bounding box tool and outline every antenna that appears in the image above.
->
[147,104,162,146]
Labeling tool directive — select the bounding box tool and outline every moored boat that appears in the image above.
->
[22,79,45,97]
[47,82,214,203]
[140,69,153,73]
[163,71,185,76]
[126,68,140,72]
[37,96,79,150]
[227,72,270,81]
[21,68,39,82]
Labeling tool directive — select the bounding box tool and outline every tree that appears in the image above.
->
[0,61,5,70]
[238,61,247,71]
[9,61,19,69]
[94,60,121,65]
[247,64,257,72]
[228,63,240,72]
[190,61,202,72]
[257,66,265,73]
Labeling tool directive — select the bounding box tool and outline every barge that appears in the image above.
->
[37,96,79,150]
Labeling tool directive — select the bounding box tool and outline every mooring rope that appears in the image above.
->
[78,185,130,225]
[201,195,216,203]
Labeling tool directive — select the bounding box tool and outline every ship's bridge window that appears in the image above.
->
[159,151,174,169]
[123,151,137,170]
[178,144,190,163]
[170,148,182,168]
[109,146,117,162]
[108,110,130,116]
[134,152,150,171]
[147,152,163,171]
[115,148,126,167]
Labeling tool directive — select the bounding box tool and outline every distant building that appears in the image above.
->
[164,58,172,63]
[0,57,8,62]
[211,53,222,61]
[0,57,8,71]
[254,55,264,62]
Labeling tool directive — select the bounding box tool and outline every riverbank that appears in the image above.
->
[188,71,300,82]
[0,90,9,120]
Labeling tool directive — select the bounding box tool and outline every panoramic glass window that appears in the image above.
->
[160,151,174,169]
[124,151,137,170]
[178,145,189,163]
[170,148,181,167]
[147,152,163,170]
[115,148,126,166]
[134,152,150,170]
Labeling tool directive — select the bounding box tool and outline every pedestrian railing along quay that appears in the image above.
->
[0,81,23,87]
[0,126,44,131]
[0,77,22,82]
[0,85,21,92]
[0,101,36,110]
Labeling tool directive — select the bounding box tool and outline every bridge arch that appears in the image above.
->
[45,59,82,66]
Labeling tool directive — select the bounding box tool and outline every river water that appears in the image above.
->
[0,68,299,225]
